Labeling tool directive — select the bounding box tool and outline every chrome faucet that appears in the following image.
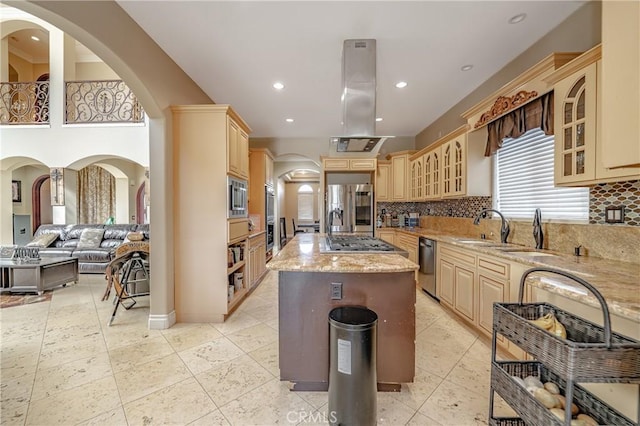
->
[327,208,342,237]
[473,209,510,244]
[533,208,544,249]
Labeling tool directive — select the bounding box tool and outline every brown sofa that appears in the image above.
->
[32,224,149,273]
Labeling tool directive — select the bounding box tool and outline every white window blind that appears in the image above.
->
[494,128,589,221]
[297,193,314,220]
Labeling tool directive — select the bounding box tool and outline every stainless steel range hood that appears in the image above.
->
[329,39,391,156]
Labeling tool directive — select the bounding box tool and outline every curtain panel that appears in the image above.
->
[78,165,116,223]
[484,92,554,156]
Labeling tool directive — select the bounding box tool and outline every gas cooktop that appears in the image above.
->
[322,236,407,256]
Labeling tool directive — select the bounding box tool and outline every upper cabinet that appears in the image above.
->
[546,45,639,186]
[423,146,441,200]
[388,151,414,201]
[376,160,391,202]
[409,155,423,201]
[407,125,489,201]
[441,132,467,198]
[323,158,377,171]
[601,0,640,169]
[227,116,250,179]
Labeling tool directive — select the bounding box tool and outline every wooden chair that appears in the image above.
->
[102,241,150,325]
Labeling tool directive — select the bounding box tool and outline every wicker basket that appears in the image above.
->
[493,267,640,382]
[490,361,635,426]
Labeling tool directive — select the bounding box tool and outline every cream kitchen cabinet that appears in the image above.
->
[441,132,467,198]
[423,146,441,200]
[227,117,250,179]
[376,228,395,245]
[375,160,391,202]
[388,151,415,202]
[171,104,252,323]
[249,148,275,228]
[601,0,640,169]
[395,232,419,265]
[409,155,423,201]
[247,232,267,290]
[546,45,639,186]
[436,243,517,353]
[322,158,377,171]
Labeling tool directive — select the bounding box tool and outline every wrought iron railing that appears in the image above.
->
[65,80,144,124]
[0,81,50,124]
[0,79,145,125]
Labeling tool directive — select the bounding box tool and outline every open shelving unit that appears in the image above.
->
[227,240,247,311]
[489,267,639,425]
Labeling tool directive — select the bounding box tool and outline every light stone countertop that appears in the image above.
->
[390,227,640,322]
[267,233,419,273]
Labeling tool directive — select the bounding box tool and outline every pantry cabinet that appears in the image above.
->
[249,148,275,230]
[375,161,391,202]
[546,45,640,186]
[171,104,252,323]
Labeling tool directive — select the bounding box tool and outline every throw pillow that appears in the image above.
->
[26,233,58,248]
[124,231,144,243]
[77,228,106,249]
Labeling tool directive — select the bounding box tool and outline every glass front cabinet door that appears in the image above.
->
[554,62,597,185]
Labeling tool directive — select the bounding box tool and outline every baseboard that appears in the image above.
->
[147,310,176,330]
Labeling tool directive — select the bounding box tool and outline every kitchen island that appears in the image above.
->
[267,233,419,391]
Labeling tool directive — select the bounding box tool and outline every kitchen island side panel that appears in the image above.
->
[278,270,416,387]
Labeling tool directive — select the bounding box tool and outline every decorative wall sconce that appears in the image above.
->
[50,167,65,206]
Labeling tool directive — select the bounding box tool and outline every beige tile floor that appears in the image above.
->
[1,271,516,426]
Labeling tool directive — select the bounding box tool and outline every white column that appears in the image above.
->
[115,177,129,223]
[0,37,9,82]
[48,28,65,128]
[0,170,14,245]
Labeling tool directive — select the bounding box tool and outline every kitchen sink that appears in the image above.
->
[500,250,557,257]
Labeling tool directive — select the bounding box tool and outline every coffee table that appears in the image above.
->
[0,257,79,295]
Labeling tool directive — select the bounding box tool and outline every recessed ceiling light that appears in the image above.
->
[376,117,383,122]
[31,36,40,41]
[273,82,285,90]
[285,118,294,123]
[395,81,408,89]
[461,64,473,72]
[509,13,527,24]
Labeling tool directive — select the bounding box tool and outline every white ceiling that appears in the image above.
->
[116,1,586,139]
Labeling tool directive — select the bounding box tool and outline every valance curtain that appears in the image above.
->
[78,165,115,223]
[484,91,554,156]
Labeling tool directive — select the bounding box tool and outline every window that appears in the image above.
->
[297,185,314,221]
[494,128,589,221]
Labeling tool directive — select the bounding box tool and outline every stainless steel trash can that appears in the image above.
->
[328,306,378,426]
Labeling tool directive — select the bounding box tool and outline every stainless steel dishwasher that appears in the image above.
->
[418,238,437,300]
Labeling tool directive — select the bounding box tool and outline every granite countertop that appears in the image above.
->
[386,227,640,321]
[267,233,419,273]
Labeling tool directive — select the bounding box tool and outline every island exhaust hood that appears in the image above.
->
[329,39,391,156]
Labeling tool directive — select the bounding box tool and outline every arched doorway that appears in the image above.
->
[136,182,146,224]
[31,174,52,232]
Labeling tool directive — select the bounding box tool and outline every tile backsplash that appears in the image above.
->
[377,197,492,219]
[590,180,640,226]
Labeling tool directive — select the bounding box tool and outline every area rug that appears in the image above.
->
[0,291,53,309]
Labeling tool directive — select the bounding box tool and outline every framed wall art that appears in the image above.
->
[11,180,21,202]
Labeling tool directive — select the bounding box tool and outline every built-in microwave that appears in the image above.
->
[228,176,248,218]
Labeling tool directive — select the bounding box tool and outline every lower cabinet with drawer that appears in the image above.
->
[437,244,519,356]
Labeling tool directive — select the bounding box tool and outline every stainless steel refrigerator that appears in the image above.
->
[326,184,373,236]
